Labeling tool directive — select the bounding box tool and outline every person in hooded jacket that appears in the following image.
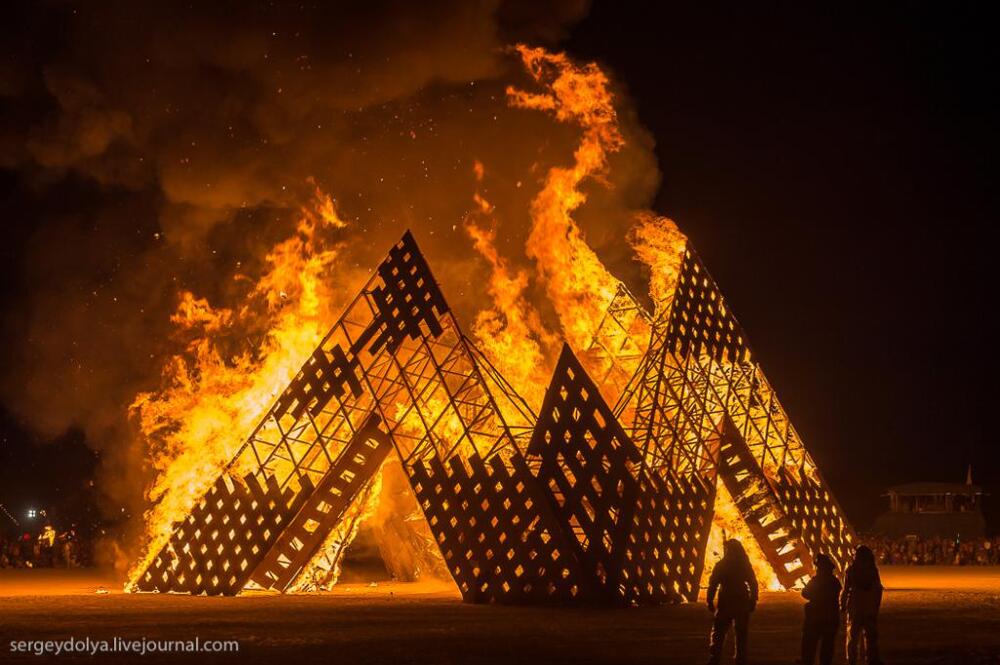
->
[840,545,883,665]
[800,553,841,665]
[706,539,759,665]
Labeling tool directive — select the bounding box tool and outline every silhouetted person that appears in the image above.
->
[840,545,883,665]
[707,539,758,665]
[800,554,841,665]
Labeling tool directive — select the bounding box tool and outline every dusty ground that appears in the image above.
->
[1,567,998,664]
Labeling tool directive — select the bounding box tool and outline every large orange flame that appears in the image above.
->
[126,185,349,588]
[507,45,623,351]
[465,161,559,410]
[628,212,687,308]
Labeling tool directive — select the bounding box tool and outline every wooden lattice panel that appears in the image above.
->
[622,469,715,603]
[773,467,856,571]
[528,346,716,606]
[250,417,393,590]
[717,422,812,588]
[627,344,727,481]
[409,453,593,604]
[273,344,365,421]
[135,473,311,595]
[136,232,455,596]
[593,242,856,592]
[273,230,449,423]
[585,283,652,404]
[348,229,449,357]
[665,250,750,364]
[527,345,639,601]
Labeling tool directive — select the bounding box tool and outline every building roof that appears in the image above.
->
[886,481,983,495]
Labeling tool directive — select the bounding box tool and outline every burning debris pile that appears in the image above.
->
[127,46,854,602]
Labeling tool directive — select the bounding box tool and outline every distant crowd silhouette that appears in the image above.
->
[0,527,86,569]
[862,534,1000,566]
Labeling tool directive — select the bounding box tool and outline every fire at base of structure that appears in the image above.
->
[132,231,854,604]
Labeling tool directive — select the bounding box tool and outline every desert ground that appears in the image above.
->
[1,567,998,664]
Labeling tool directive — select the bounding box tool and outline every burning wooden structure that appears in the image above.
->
[133,231,854,603]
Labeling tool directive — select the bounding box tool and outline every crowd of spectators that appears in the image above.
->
[0,526,87,569]
[861,534,1000,566]
[6,527,1000,570]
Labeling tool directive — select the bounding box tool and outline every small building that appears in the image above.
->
[872,479,986,539]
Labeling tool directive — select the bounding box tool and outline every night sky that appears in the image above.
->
[565,4,1000,527]
[1,3,998,536]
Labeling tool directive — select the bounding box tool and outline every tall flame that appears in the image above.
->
[507,45,622,351]
[465,160,559,410]
[126,186,349,587]
[628,212,687,308]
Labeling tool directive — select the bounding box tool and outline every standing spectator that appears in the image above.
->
[706,539,759,665]
[841,545,884,665]
[800,554,842,665]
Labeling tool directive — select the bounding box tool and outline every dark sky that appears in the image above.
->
[565,4,1000,526]
[2,2,998,533]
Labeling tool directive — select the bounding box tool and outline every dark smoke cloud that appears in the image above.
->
[0,0,662,534]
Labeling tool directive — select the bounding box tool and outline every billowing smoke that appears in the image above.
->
[0,1,667,565]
